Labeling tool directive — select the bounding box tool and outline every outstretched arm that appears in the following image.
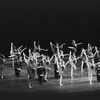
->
[68,46,74,49]
[49,54,55,63]
[23,53,29,66]
[95,62,100,66]
[65,60,69,66]
[50,42,57,48]
[33,41,39,51]
[76,42,82,46]
[94,48,99,57]
[17,45,23,51]
[59,43,66,48]
[38,45,48,51]
[20,47,27,53]
[63,53,69,56]
[50,42,56,54]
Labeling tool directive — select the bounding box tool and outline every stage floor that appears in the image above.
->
[0,61,100,100]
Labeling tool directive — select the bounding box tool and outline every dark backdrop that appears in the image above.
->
[0,0,100,57]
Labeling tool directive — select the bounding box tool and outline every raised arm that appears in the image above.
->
[76,42,82,46]
[33,41,39,51]
[38,45,48,51]
[49,54,55,63]
[20,47,27,53]
[50,42,57,48]
[50,42,56,54]
[59,43,66,48]
[17,45,23,51]
[65,60,69,66]
[68,46,74,49]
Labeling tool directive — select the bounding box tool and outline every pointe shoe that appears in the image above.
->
[29,85,32,88]
[71,76,74,79]
[1,76,3,79]
[60,84,63,86]
[0,76,3,79]
[81,70,84,73]
[90,82,93,84]
[45,79,48,81]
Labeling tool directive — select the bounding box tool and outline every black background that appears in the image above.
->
[0,0,100,57]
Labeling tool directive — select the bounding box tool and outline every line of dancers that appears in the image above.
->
[0,40,100,88]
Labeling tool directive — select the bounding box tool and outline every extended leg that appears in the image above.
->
[28,75,32,88]
[71,67,74,78]
[44,71,48,81]
[59,74,63,86]
[89,70,93,84]
[12,58,14,67]
[0,70,3,79]
[81,61,84,73]
[1,71,3,79]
